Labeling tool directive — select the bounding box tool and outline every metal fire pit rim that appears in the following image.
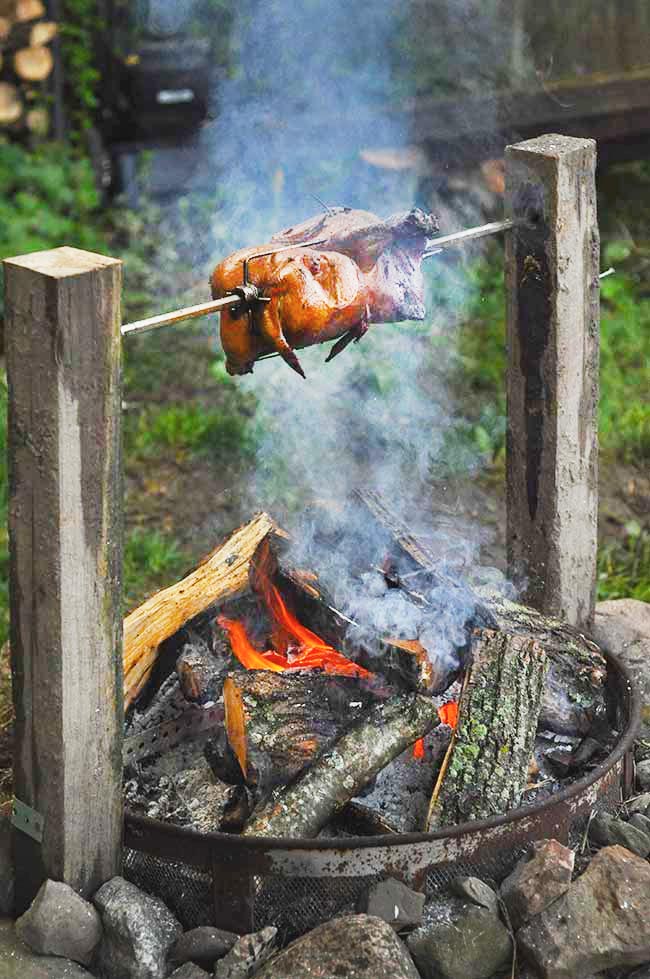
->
[124,646,639,854]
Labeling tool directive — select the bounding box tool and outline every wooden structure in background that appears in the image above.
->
[3,247,123,912]
[1,132,599,909]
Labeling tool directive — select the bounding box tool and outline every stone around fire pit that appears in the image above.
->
[517,845,650,978]
[93,876,182,979]
[449,876,498,914]
[213,926,277,979]
[499,839,574,930]
[254,915,420,979]
[169,964,209,979]
[356,877,425,930]
[169,926,239,970]
[0,917,94,979]
[406,894,512,979]
[16,879,102,966]
[589,812,650,858]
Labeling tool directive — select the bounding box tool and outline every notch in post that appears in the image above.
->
[505,134,600,629]
[3,246,123,910]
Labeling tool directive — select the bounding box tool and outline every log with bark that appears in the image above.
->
[244,691,439,838]
[426,628,548,830]
[214,669,376,796]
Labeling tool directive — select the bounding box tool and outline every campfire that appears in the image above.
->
[123,493,615,847]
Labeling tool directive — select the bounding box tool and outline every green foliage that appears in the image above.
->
[123,528,187,610]
[0,141,103,315]
[59,0,103,137]
[127,402,256,461]
[598,522,650,603]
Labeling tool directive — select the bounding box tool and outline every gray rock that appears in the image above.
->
[450,876,498,913]
[93,876,182,979]
[626,793,650,817]
[0,917,94,978]
[637,760,650,792]
[170,926,239,969]
[214,926,277,979]
[500,839,574,930]
[406,895,512,979]
[589,812,650,858]
[255,914,420,979]
[0,815,14,915]
[517,845,650,977]
[628,967,650,979]
[356,877,425,930]
[16,879,102,966]
[593,600,650,738]
[170,965,209,978]
[629,812,650,837]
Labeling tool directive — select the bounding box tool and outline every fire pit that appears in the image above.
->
[120,505,639,937]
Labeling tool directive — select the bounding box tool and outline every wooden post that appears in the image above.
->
[3,247,123,910]
[505,135,600,629]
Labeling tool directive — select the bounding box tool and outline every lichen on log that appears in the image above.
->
[244,691,439,838]
[427,628,548,829]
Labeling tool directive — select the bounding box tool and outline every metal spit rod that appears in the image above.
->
[121,218,613,338]
[120,219,515,337]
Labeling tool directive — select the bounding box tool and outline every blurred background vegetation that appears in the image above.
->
[0,0,648,668]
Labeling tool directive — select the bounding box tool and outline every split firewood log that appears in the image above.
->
[13,44,52,81]
[426,628,548,830]
[0,80,20,124]
[214,670,376,796]
[0,17,10,41]
[123,512,282,709]
[29,19,55,45]
[15,0,45,21]
[244,691,439,838]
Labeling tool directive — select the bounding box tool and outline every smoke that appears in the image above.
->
[157,0,518,677]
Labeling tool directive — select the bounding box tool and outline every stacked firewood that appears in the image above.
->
[0,0,56,136]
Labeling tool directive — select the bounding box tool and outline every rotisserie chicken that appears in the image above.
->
[210,207,438,377]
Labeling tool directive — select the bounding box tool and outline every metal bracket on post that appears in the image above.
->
[11,798,44,844]
[505,134,600,629]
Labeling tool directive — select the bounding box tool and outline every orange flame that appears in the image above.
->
[438,701,459,728]
[218,573,372,680]
[412,701,459,760]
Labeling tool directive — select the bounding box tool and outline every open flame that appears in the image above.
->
[218,569,372,679]
[412,700,458,760]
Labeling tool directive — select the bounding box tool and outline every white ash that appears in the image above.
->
[353,723,453,832]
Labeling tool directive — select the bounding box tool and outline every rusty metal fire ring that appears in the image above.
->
[123,647,640,934]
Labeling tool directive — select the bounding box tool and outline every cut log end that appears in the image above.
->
[0,80,21,124]
[14,45,53,81]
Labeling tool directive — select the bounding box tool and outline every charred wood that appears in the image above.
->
[176,636,230,705]
[244,692,439,839]
[217,670,375,797]
[427,629,548,829]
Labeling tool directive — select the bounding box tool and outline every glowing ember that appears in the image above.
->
[412,701,458,759]
[218,576,372,679]
[412,737,425,760]
[438,701,459,728]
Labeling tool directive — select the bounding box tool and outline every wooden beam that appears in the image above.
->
[3,247,123,910]
[505,135,600,629]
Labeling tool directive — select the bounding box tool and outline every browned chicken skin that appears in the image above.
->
[210,207,438,377]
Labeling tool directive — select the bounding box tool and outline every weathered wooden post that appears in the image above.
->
[505,134,600,629]
[3,247,123,911]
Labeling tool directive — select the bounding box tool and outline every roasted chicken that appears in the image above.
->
[210,207,438,377]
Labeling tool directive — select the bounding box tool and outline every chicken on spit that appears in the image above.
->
[210,207,438,377]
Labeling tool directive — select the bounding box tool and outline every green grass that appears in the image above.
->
[597,523,650,603]
[123,529,188,611]
[126,402,256,461]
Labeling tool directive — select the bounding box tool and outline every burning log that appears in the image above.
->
[175,636,229,705]
[215,670,376,796]
[244,692,439,839]
[123,513,281,708]
[427,629,548,830]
